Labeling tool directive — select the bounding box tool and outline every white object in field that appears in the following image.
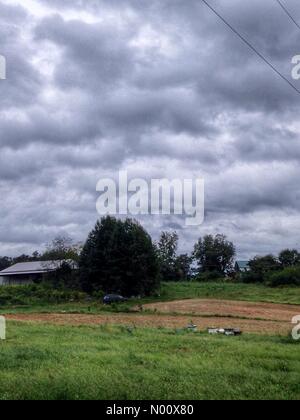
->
[208,327,242,336]
[0,316,6,340]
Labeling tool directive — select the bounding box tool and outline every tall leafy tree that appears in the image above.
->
[175,254,193,280]
[248,255,280,275]
[79,217,159,296]
[157,231,179,281]
[278,249,300,268]
[42,236,81,262]
[193,234,235,276]
[242,255,281,283]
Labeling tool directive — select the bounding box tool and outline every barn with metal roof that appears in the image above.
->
[0,260,77,285]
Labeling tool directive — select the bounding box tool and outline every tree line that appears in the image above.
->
[1,217,237,294]
[1,216,299,294]
[242,250,300,287]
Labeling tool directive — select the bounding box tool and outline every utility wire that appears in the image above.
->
[275,0,300,31]
[201,0,300,95]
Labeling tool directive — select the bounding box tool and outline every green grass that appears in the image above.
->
[159,282,300,305]
[1,282,299,315]
[0,322,299,400]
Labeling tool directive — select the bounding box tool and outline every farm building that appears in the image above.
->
[0,260,77,286]
[235,260,250,273]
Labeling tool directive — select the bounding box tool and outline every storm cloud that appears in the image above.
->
[1,0,300,258]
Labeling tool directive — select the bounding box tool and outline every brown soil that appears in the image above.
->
[142,299,300,322]
[5,312,294,336]
[5,298,299,336]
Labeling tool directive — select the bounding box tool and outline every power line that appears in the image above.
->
[201,0,300,96]
[275,0,300,31]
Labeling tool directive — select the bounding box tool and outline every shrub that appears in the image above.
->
[196,271,224,282]
[241,271,265,284]
[43,262,80,289]
[92,290,105,300]
[267,266,300,287]
[0,284,87,306]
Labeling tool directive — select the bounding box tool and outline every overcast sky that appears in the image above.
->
[1,0,300,258]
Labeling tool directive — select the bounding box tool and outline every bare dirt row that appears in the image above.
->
[5,299,299,335]
[142,299,300,322]
[6,312,293,335]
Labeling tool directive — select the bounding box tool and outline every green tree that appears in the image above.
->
[12,252,40,264]
[79,217,159,296]
[175,254,193,280]
[193,234,235,277]
[278,249,300,268]
[0,256,12,271]
[44,261,79,289]
[40,237,81,288]
[243,255,280,283]
[0,253,41,271]
[42,236,81,262]
[157,231,179,281]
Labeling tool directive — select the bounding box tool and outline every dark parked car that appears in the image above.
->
[103,294,127,305]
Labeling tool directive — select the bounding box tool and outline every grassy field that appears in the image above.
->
[0,322,299,400]
[0,282,300,315]
[0,283,300,400]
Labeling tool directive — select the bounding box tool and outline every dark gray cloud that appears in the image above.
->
[0,0,300,257]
